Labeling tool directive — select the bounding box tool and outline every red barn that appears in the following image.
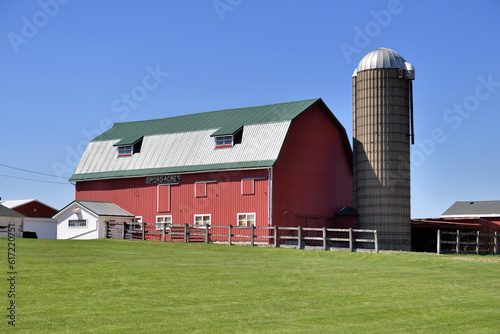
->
[63,98,355,240]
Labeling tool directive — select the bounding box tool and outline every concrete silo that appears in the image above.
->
[352,47,415,251]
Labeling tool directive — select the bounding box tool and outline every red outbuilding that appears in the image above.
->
[59,98,356,240]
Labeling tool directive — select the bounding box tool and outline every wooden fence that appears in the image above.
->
[437,229,499,255]
[105,222,378,253]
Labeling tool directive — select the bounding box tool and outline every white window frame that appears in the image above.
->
[68,219,87,228]
[156,215,172,231]
[214,135,233,147]
[237,213,256,227]
[194,214,211,228]
[130,216,143,230]
[117,145,133,156]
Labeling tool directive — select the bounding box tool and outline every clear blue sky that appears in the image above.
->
[1,0,499,218]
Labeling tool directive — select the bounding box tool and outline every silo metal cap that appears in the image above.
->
[352,47,414,80]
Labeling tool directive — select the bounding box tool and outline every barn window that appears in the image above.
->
[212,126,242,148]
[241,176,266,195]
[68,219,87,228]
[156,216,172,230]
[195,182,207,197]
[157,185,171,213]
[117,145,133,156]
[195,180,217,197]
[214,135,233,148]
[116,137,143,157]
[194,214,211,228]
[238,213,255,227]
[241,178,254,195]
[130,216,142,230]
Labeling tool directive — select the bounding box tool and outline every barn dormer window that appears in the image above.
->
[214,135,233,148]
[114,136,143,157]
[117,145,133,156]
[212,126,243,149]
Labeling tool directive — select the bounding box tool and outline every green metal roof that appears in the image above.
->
[70,160,276,182]
[210,125,243,137]
[92,98,320,142]
[113,135,143,147]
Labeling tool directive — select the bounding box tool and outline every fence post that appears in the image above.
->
[141,222,146,240]
[476,230,480,255]
[495,231,498,255]
[323,227,327,251]
[205,224,210,243]
[374,230,378,253]
[105,221,109,238]
[162,223,166,242]
[437,229,441,254]
[228,225,232,245]
[274,225,278,247]
[349,228,353,252]
[122,222,126,240]
[184,224,188,243]
[456,230,460,254]
[297,226,302,250]
[251,225,255,246]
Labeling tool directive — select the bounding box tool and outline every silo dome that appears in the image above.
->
[352,47,414,79]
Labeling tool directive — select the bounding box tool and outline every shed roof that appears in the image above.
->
[441,201,500,218]
[54,201,134,219]
[70,98,351,182]
[0,204,25,218]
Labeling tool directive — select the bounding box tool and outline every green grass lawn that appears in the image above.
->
[1,238,499,333]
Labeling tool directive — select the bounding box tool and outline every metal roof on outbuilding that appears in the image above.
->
[53,201,134,218]
[441,200,500,218]
[0,203,26,218]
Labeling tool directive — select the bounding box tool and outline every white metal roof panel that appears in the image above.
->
[72,121,290,180]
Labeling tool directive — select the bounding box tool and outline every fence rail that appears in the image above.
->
[104,222,378,253]
[437,229,499,255]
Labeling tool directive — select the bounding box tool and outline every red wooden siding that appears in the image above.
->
[75,169,270,240]
[272,103,354,228]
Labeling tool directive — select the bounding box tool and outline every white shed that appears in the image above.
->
[0,204,24,238]
[54,201,135,240]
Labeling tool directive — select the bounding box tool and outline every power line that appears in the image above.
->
[0,173,71,185]
[0,163,62,178]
